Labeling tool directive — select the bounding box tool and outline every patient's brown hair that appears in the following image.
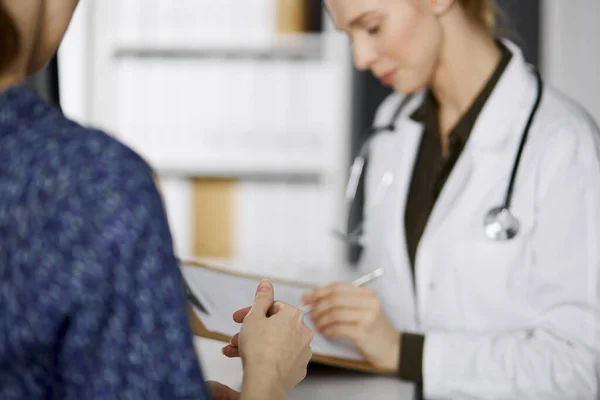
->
[0,3,20,72]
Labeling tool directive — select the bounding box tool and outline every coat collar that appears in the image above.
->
[466,39,539,152]
[394,39,537,152]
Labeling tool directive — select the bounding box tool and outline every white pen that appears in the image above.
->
[301,268,385,314]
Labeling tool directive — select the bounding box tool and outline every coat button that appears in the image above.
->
[429,282,435,290]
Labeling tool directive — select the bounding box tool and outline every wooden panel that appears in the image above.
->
[192,178,236,259]
[276,0,309,34]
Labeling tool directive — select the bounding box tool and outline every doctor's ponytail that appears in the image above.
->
[0,3,19,72]
[458,0,498,36]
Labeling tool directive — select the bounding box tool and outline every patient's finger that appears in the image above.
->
[233,306,251,323]
[222,345,240,358]
[230,332,239,347]
[233,302,281,323]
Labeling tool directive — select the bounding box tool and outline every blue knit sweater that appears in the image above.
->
[0,85,210,399]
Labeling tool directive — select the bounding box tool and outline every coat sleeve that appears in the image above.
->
[422,119,600,399]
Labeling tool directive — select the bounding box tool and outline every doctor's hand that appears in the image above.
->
[302,283,400,372]
[222,280,314,394]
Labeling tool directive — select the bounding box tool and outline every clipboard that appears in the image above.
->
[180,258,396,375]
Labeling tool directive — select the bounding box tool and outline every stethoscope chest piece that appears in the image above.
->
[480,66,543,242]
[483,206,520,241]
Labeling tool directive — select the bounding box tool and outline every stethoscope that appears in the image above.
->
[335,67,544,244]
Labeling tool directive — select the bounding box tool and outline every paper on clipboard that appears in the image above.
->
[180,260,363,361]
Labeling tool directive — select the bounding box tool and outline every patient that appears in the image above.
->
[0,1,312,399]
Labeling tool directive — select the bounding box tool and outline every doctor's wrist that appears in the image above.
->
[367,326,402,372]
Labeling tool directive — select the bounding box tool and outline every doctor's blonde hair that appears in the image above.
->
[458,0,497,36]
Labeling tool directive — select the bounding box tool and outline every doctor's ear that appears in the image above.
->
[425,0,455,16]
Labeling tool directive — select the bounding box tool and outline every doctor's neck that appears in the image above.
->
[429,6,502,135]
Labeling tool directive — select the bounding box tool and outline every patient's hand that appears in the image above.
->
[222,280,314,394]
[206,381,240,400]
[222,302,280,358]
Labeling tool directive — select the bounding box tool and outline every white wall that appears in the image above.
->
[541,0,600,126]
[57,1,353,278]
[57,0,92,125]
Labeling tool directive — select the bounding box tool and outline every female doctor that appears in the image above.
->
[301,0,600,398]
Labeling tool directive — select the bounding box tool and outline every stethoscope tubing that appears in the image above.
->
[343,66,543,242]
[502,68,544,210]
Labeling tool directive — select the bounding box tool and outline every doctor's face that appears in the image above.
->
[326,0,443,94]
